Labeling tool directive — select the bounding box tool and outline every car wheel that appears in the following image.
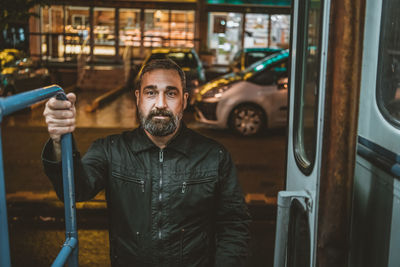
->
[229,104,266,136]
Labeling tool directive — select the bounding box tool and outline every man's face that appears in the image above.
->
[135,69,188,137]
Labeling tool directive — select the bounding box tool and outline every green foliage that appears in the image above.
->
[0,0,51,29]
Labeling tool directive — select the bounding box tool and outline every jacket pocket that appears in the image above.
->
[181,177,215,193]
[112,171,145,193]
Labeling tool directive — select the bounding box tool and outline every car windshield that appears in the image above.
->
[242,50,289,78]
[148,52,198,68]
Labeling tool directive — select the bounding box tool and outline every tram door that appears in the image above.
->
[273,0,330,266]
[349,0,400,266]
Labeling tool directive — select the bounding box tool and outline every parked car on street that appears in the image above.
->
[140,47,206,92]
[0,49,25,70]
[0,57,51,96]
[229,47,283,72]
[193,50,289,136]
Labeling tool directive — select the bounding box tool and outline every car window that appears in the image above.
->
[245,52,270,67]
[148,53,167,61]
[243,51,288,74]
[248,59,288,85]
[147,52,198,69]
[168,52,197,68]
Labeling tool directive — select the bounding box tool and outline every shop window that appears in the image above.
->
[144,10,195,48]
[208,12,243,65]
[41,6,64,58]
[144,9,170,47]
[93,7,115,55]
[170,10,195,47]
[376,0,400,126]
[119,9,141,48]
[270,15,290,48]
[244,14,269,48]
[64,6,90,55]
[42,6,64,33]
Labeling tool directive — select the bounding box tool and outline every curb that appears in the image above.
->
[6,191,276,223]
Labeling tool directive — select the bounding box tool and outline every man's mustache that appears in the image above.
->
[148,109,173,119]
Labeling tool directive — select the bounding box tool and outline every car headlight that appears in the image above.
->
[202,83,235,99]
[190,79,199,88]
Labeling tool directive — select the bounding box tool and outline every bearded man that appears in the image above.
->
[42,59,251,267]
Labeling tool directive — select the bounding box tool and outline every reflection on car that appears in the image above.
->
[229,47,283,72]
[140,47,206,93]
[0,56,51,96]
[193,50,289,136]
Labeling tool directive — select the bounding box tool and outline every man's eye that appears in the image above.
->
[146,90,155,96]
[167,91,177,97]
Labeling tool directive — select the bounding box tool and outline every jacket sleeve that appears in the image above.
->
[214,147,252,267]
[42,137,108,202]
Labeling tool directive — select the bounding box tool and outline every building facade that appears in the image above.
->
[29,0,290,65]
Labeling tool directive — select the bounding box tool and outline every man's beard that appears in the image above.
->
[139,108,182,137]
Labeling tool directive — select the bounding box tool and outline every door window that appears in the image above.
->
[376,0,400,126]
[293,0,322,174]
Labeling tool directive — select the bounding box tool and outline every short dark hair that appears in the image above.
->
[136,58,186,92]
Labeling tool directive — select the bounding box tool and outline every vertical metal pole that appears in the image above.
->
[63,5,67,61]
[55,93,79,267]
[241,12,246,50]
[61,132,78,266]
[89,7,94,61]
[115,8,120,61]
[168,10,172,47]
[0,126,11,267]
[268,15,272,47]
[140,9,145,57]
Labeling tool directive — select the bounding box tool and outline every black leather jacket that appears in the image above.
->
[42,123,251,267]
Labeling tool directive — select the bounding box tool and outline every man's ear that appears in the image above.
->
[135,90,140,106]
[183,92,189,110]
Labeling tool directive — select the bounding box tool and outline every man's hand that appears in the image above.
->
[43,93,76,160]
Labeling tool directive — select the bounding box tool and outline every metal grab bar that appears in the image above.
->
[0,85,78,267]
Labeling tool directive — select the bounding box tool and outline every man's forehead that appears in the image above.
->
[141,69,182,90]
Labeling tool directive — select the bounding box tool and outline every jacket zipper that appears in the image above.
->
[181,177,215,193]
[158,149,164,240]
[112,172,145,193]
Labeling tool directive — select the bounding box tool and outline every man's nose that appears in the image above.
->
[155,93,167,109]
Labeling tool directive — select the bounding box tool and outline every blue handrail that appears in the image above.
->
[0,85,78,267]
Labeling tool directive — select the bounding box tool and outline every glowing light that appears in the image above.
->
[255,64,265,71]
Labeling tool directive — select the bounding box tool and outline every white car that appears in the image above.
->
[193,50,289,136]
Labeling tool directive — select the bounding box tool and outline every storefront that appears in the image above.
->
[30,1,197,61]
[29,0,290,65]
[205,0,290,65]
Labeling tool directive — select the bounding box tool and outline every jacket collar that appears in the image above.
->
[130,122,191,157]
